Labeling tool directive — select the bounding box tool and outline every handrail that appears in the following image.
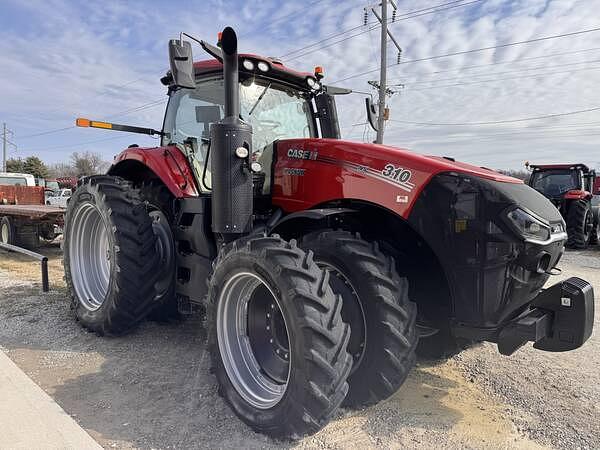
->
[0,243,49,292]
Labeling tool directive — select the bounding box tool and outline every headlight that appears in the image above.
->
[242,59,255,70]
[506,208,551,242]
[257,61,269,72]
[306,77,316,88]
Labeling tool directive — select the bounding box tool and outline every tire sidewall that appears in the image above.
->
[208,251,309,429]
[64,183,119,328]
[303,242,393,383]
[0,217,14,245]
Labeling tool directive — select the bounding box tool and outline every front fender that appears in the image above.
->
[270,208,356,236]
[109,146,199,197]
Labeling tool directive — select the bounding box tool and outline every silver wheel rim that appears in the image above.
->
[1,223,8,243]
[68,203,111,311]
[216,272,290,409]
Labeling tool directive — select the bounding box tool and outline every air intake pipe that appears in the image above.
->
[209,27,253,237]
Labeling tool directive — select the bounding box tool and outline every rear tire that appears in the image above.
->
[63,175,160,335]
[589,212,600,245]
[299,230,418,408]
[208,235,352,438]
[567,200,593,249]
[138,181,179,321]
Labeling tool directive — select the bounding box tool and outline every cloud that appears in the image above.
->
[0,0,599,170]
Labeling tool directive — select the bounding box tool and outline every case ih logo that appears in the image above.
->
[287,148,318,160]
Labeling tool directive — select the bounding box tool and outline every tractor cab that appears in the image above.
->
[528,163,596,202]
[160,50,343,193]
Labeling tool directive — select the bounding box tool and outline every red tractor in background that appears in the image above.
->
[63,27,594,438]
[527,163,600,248]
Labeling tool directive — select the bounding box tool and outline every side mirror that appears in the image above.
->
[365,97,378,132]
[168,39,195,89]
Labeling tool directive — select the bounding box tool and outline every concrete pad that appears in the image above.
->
[0,350,102,449]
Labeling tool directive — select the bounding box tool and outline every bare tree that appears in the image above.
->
[70,151,109,177]
[48,162,77,178]
[497,169,530,182]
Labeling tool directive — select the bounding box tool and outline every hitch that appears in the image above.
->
[497,277,594,355]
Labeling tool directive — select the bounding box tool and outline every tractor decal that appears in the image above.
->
[287,148,318,160]
[313,155,415,193]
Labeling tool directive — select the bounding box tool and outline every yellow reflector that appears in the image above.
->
[75,118,90,127]
[90,121,112,129]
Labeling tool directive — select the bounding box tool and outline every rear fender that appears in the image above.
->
[108,146,199,198]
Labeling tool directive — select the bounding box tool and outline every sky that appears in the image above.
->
[1,0,600,170]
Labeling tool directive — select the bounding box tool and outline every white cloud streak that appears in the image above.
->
[0,0,599,170]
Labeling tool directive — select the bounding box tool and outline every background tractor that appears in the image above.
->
[527,163,600,248]
[63,27,594,438]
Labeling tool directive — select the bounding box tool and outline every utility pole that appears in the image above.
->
[376,0,387,144]
[1,123,16,172]
[2,123,7,172]
[364,1,401,144]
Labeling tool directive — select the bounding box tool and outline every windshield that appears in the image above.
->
[530,170,580,196]
[163,76,313,153]
[46,181,60,191]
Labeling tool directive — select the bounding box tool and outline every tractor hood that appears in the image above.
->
[272,138,527,220]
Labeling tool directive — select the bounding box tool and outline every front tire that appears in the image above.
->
[567,200,593,249]
[63,175,160,335]
[208,235,352,438]
[299,230,418,407]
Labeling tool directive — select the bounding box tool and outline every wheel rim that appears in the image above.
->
[216,272,290,409]
[68,203,111,311]
[584,210,593,240]
[1,223,8,243]
[148,208,174,299]
[319,262,367,374]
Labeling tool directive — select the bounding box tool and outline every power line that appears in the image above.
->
[17,125,77,140]
[285,0,481,59]
[240,0,326,38]
[332,26,600,84]
[403,63,600,91]
[17,97,167,140]
[24,134,141,154]
[399,57,600,86]
[388,106,600,126]
[283,0,483,62]
[387,46,600,82]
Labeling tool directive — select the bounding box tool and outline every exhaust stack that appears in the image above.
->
[209,27,253,237]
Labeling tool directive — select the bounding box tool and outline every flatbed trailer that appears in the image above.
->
[0,187,65,248]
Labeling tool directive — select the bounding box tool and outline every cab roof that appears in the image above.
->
[530,163,591,172]
[162,54,317,90]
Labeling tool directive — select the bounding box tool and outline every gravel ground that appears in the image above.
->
[0,245,597,449]
[454,248,600,450]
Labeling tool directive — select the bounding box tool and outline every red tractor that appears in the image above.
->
[63,28,594,438]
[527,163,600,248]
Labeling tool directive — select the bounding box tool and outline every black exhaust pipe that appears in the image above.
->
[210,27,253,237]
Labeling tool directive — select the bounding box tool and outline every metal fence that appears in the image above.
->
[0,242,49,292]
